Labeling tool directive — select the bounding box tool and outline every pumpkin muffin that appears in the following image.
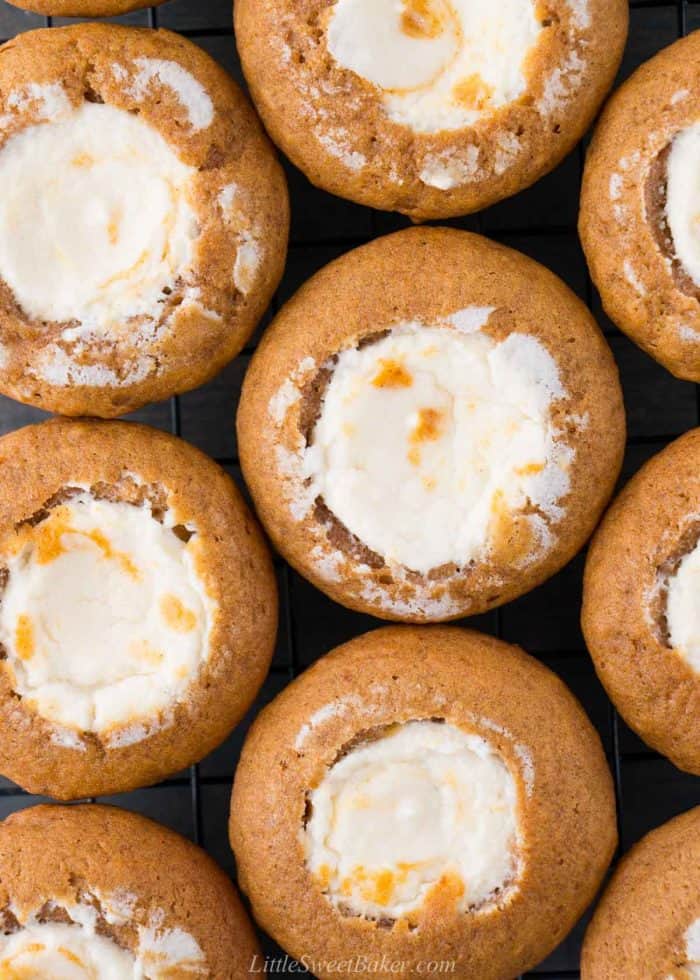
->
[0,23,288,418]
[238,227,625,623]
[580,32,700,382]
[235,0,627,220]
[230,626,617,980]
[582,807,700,979]
[6,0,166,15]
[0,418,277,800]
[583,429,700,775]
[0,803,259,978]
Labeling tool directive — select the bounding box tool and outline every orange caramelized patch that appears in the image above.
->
[130,639,165,667]
[316,864,332,889]
[489,490,535,566]
[452,73,494,111]
[515,461,545,477]
[32,511,70,565]
[15,614,34,662]
[71,152,94,168]
[86,528,140,579]
[371,869,396,906]
[401,0,446,39]
[408,407,445,466]
[341,863,424,907]
[372,358,413,389]
[1,943,51,978]
[425,870,466,911]
[412,407,444,444]
[58,947,86,967]
[107,213,121,246]
[160,594,197,633]
[99,248,150,289]
[27,509,140,580]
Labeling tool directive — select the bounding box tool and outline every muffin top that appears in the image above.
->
[0,803,259,979]
[238,227,625,622]
[0,419,278,800]
[5,0,166,15]
[582,807,700,980]
[231,626,617,980]
[583,428,700,775]
[580,31,700,382]
[235,0,627,219]
[0,24,288,417]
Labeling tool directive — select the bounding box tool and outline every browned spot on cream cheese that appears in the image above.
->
[71,152,94,168]
[86,528,141,579]
[408,407,445,465]
[488,490,536,567]
[452,74,494,111]
[515,461,545,477]
[107,213,121,246]
[57,947,87,968]
[401,0,446,39]
[342,866,403,907]
[130,639,165,667]
[15,508,140,581]
[316,864,331,889]
[15,614,34,662]
[372,358,413,389]
[160,593,197,633]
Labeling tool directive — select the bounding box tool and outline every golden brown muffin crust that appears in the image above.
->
[580,31,700,382]
[230,626,617,980]
[235,0,627,220]
[582,807,700,980]
[0,24,289,417]
[6,0,166,14]
[582,429,700,775]
[0,418,278,800]
[0,803,260,979]
[238,226,626,623]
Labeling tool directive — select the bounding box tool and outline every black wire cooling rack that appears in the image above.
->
[0,1,698,976]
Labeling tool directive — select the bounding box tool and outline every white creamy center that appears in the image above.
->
[306,721,520,919]
[0,102,197,328]
[0,922,137,979]
[666,122,700,288]
[326,0,542,133]
[302,319,570,574]
[0,902,206,980]
[0,493,213,738]
[667,538,700,674]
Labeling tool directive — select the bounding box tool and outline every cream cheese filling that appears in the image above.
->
[326,0,542,133]
[0,897,206,979]
[667,539,700,674]
[0,101,197,329]
[0,922,136,979]
[0,493,215,739]
[666,122,700,288]
[305,720,520,920]
[301,318,571,574]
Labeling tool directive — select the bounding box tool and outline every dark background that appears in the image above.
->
[0,1,698,976]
